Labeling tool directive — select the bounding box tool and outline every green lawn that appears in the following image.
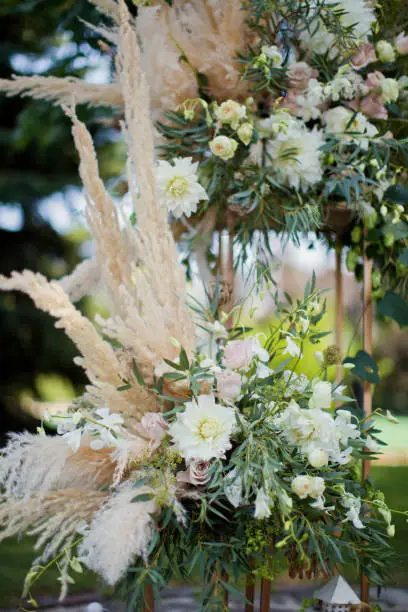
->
[1,466,407,608]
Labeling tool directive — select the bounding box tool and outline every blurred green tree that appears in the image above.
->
[0,0,125,439]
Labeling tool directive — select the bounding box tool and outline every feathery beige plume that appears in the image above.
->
[137,0,252,104]
[0,433,113,496]
[0,75,122,109]
[59,257,102,302]
[0,271,155,419]
[78,481,156,584]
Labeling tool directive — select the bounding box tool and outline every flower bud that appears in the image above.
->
[237,122,254,145]
[307,448,329,468]
[209,135,238,161]
[376,40,396,63]
[384,232,395,247]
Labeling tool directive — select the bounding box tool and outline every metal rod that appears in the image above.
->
[335,238,344,384]
[144,583,154,612]
[360,239,373,604]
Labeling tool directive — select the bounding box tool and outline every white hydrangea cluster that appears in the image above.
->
[275,390,360,467]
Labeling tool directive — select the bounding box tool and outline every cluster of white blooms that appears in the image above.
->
[209,100,253,160]
[340,489,365,529]
[275,388,360,466]
[295,79,326,120]
[156,157,208,218]
[324,106,378,150]
[299,0,375,57]
[291,474,326,500]
[51,408,124,452]
[325,69,367,102]
[265,117,324,191]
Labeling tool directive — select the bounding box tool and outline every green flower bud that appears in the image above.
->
[346,249,358,272]
[365,211,378,230]
[351,226,362,243]
[384,232,395,247]
[372,269,381,288]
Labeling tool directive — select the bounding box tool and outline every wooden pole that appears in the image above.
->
[244,557,255,612]
[144,583,154,612]
[335,238,343,384]
[360,238,373,604]
[260,544,274,612]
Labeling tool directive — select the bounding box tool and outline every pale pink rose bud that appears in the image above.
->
[287,61,318,91]
[177,459,211,486]
[360,93,388,119]
[134,412,168,442]
[396,32,408,55]
[366,71,385,91]
[222,338,254,370]
[216,369,242,401]
[351,43,377,70]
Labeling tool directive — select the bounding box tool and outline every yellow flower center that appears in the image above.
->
[166,176,189,198]
[199,417,220,439]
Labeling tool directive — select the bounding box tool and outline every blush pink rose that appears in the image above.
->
[134,413,168,443]
[360,93,388,119]
[177,459,211,486]
[351,43,377,70]
[216,370,242,401]
[222,338,254,370]
[288,62,318,91]
[366,71,385,91]
[396,32,408,55]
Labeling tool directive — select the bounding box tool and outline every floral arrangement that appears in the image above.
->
[0,4,404,610]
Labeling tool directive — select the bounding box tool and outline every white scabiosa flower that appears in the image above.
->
[169,394,236,461]
[209,135,238,161]
[266,121,324,191]
[156,157,208,218]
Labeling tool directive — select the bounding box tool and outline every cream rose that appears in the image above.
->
[215,100,246,129]
[307,448,329,468]
[380,78,399,103]
[237,122,253,145]
[376,40,396,63]
[209,135,238,161]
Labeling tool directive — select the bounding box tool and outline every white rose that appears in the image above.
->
[307,448,329,468]
[376,40,396,63]
[291,475,313,499]
[262,45,283,67]
[237,122,253,145]
[254,488,273,519]
[380,78,399,103]
[215,100,246,129]
[209,135,238,161]
[309,380,332,410]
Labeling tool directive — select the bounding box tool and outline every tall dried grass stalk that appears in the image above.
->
[0,75,122,109]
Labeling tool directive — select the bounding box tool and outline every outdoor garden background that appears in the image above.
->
[0,0,407,609]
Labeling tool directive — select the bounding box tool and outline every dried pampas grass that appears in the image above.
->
[78,481,157,584]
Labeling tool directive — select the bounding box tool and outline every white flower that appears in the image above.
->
[62,428,82,453]
[326,70,365,101]
[224,469,243,508]
[380,78,399,103]
[266,121,324,191]
[257,111,294,137]
[215,100,246,129]
[278,489,293,515]
[300,0,375,56]
[291,475,325,500]
[296,79,326,121]
[324,106,378,150]
[209,135,238,161]
[156,157,208,218]
[387,524,395,538]
[282,371,309,397]
[308,380,332,410]
[169,394,236,461]
[365,436,381,453]
[237,122,253,145]
[95,408,124,430]
[376,40,396,63]
[308,448,329,468]
[341,491,365,529]
[206,320,229,340]
[261,45,283,67]
[284,335,301,358]
[386,410,399,424]
[254,488,273,519]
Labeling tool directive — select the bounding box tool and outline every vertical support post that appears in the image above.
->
[260,544,274,612]
[244,557,255,612]
[144,583,154,612]
[335,237,343,385]
[361,239,373,604]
